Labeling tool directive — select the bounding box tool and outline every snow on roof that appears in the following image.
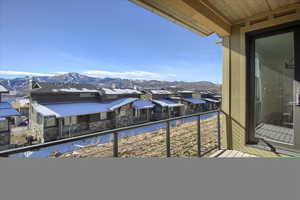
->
[150,90,173,94]
[15,98,30,107]
[0,102,20,117]
[205,98,220,103]
[31,82,99,94]
[0,84,8,93]
[132,100,155,109]
[178,90,194,93]
[170,96,181,100]
[109,98,138,110]
[102,88,142,95]
[152,99,183,107]
[34,98,138,118]
[52,88,99,93]
[32,103,59,117]
[183,98,206,104]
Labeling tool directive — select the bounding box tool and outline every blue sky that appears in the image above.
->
[0,0,221,83]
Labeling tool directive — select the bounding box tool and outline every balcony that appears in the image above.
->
[0,110,237,158]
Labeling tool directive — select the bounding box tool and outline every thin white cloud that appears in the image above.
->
[0,70,55,77]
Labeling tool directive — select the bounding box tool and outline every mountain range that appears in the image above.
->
[0,72,221,95]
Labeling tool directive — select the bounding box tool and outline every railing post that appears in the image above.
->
[166,121,171,157]
[217,111,221,150]
[197,115,201,157]
[113,132,119,157]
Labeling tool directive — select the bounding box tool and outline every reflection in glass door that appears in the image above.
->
[254,32,295,145]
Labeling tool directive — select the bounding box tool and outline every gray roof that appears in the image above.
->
[0,102,20,117]
[204,98,220,103]
[149,90,173,95]
[31,81,99,94]
[182,98,206,104]
[33,98,138,117]
[101,88,142,95]
[152,99,183,107]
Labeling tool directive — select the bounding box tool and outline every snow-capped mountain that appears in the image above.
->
[0,72,221,94]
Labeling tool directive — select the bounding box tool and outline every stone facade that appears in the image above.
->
[44,127,59,141]
[181,101,204,115]
[115,104,134,128]
[89,120,113,131]
[29,104,45,143]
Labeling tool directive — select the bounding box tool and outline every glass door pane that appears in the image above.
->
[254,32,295,145]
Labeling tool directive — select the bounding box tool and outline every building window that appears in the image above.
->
[119,110,126,117]
[247,23,300,153]
[64,116,77,126]
[89,113,100,122]
[45,117,56,127]
[100,112,107,120]
[141,109,146,115]
[0,118,8,132]
[80,93,96,98]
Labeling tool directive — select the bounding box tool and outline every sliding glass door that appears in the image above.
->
[249,24,300,152]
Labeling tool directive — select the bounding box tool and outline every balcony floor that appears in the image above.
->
[209,150,256,158]
[255,123,294,145]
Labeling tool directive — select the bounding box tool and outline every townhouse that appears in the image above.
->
[146,90,184,120]
[0,84,20,147]
[29,82,152,143]
[176,91,207,114]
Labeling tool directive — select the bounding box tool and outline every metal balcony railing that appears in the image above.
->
[0,110,221,158]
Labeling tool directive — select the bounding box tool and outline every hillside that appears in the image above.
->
[0,72,221,94]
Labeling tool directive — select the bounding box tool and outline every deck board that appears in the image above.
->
[209,150,256,158]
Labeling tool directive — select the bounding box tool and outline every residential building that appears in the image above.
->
[180,98,206,114]
[99,88,142,100]
[132,100,155,124]
[99,88,153,125]
[151,99,184,120]
[144,89,174,100]
[196,91,221,110]
[172,90,207,114]
[29,81,139,143]
[0,84,20,147]
[143,89,184,120]
[204,98,220,110]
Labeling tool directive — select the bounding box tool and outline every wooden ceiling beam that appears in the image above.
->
[182,0,231,36]
[129,0,213,36]
[234,2,300,25]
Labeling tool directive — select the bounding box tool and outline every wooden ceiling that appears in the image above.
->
[207,0,300,23]
[130,0,300,36]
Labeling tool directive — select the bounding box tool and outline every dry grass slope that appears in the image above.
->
[59,117,218,158]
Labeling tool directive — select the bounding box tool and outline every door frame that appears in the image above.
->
[246,20,300,153]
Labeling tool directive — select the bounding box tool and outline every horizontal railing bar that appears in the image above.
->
[0,110,219,156]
